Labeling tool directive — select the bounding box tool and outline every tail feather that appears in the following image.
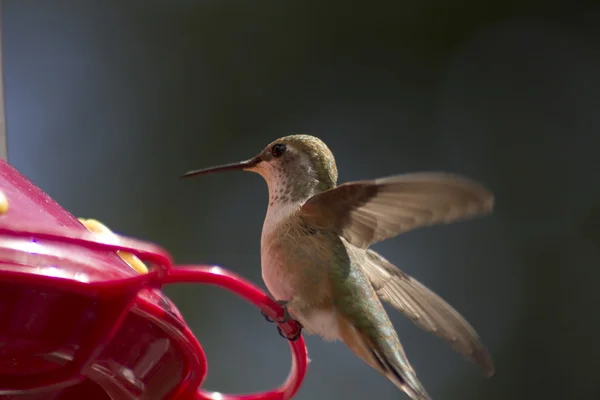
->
[368,337,431,400]
[338,314,431,400]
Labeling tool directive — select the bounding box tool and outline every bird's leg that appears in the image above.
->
[261,299,303,341]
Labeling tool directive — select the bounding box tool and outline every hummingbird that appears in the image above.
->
[182,134,495,399]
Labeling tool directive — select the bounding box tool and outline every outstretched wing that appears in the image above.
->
[362,249,495,377]
[299,172,494,249]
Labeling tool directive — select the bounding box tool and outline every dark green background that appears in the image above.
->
[5,1,600,399]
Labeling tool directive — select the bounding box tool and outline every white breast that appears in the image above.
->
[261,201,301,238]
[260,201,301,300]
[260,201,341,341]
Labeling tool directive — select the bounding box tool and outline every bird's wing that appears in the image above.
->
[299,172,494,249]
[362,249,495,377]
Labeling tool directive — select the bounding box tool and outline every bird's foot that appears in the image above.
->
[277,324,302,341]
[261,299,293,323]
[261,299,303,341]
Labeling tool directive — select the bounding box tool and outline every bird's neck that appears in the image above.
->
[270,179,319,205]
[262,176,330,236]
[262,198,303,237]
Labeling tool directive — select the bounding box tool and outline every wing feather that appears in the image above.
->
[300,172,494,248]
[363,249,495,377]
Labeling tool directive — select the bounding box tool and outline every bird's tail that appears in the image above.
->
[366,333,431,400]
[338,314,431,400]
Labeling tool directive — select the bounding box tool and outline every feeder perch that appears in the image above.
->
[0,158,308,400]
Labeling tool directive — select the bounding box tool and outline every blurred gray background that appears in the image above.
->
[4,1,600,399]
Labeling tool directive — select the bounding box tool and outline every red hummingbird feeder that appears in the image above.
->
[0,158,308,399]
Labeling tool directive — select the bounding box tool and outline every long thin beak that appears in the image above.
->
[180,156,261,179]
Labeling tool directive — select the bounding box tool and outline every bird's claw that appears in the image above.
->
[261,300,293,323]
[277,325,302,341]
[261,299,303,341]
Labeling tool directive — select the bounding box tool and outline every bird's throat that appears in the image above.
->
[263,199,302,234]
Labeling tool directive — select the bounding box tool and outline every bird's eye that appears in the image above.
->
[271,143,287,158]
